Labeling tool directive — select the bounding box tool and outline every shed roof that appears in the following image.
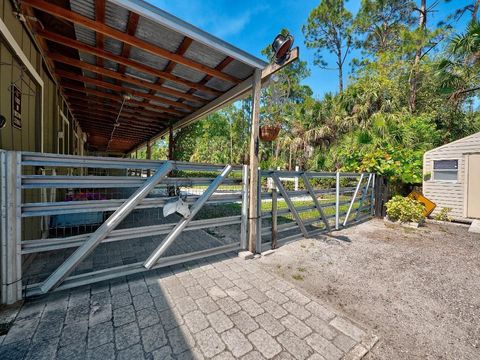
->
[21,0,268,153]
[424,132,480,156]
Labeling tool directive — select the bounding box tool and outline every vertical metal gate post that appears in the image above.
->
[1,151,22,304]
[271,187,278,249]
[41,162,174,293]
[144,165,233,269]
[335,172,340,230]
[370,174,376,216]
[255,167,262,252]
[240,165,249,249]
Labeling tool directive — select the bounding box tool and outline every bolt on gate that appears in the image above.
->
[0,151,248,304]
[255,169,375,251]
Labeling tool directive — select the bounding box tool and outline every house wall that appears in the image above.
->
[423,132,480,221]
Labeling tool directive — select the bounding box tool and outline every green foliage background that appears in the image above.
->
[138,0,480,190]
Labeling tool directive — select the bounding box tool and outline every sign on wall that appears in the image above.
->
[11,84,21,129]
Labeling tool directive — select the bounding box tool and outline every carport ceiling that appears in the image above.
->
[21,0,267,153]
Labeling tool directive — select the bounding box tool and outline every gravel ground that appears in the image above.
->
[258,219,480,360]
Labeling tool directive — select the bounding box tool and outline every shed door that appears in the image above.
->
[467,155,480,219]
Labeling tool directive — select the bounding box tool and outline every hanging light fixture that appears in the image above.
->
[272,33,294,64]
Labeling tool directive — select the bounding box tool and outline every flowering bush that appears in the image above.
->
[434,207,452,222]
[386,196,425,223]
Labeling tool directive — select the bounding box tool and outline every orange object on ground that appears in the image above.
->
[408,191,436,217]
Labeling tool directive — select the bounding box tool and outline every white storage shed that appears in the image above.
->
[423,132,480,222]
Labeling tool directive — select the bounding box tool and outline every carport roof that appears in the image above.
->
[21,0,268,153]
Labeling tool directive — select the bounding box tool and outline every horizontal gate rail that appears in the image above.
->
[21,152,243,171]
[22,175,241,189]
[22,215,242,254]
[22,193,242,217]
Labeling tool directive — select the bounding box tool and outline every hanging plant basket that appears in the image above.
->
[260,125,281,141]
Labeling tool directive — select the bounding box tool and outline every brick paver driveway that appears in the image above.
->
[0,252,376,359]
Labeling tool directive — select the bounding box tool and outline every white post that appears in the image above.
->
[294,165,299,191]
[335,172,340,230]
[240,165,249,249]
[1,151,22,304]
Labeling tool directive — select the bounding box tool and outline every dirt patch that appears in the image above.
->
[258,219,480,359]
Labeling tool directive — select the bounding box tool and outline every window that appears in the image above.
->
[433,160,458,182]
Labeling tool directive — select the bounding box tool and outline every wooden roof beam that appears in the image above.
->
[75,119,161,136]
[38,30,221,96]
[56,69,195,112]
[68,102,167,122]
[24,0,241,84]
[64,94,174,119]
[70,108,165,128]
[48,53,206,104]
[60,83,184,116]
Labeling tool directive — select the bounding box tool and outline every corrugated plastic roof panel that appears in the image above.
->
[105,1,130,32]
[183,41,225,69]
[129,47,169,71]
[135,16,184,53]
[125,67,157,83]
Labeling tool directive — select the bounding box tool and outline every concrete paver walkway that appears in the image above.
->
[0,252,376,359]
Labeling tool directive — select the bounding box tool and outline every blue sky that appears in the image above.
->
[147,0,472,99]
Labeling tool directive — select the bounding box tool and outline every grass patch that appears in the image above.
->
[292,274,304,281]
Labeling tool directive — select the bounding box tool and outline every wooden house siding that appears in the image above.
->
[423,132,480,221]
[0,0,84,154]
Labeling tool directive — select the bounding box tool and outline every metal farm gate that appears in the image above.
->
[1,150,376,304]
[1,151,248,303]
[255,169,375,251]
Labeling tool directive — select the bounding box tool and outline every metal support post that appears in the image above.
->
[144,165,233,269]
[240,165,249,249]
[271,187,278,249]
[255,167,262,252]
[40,162,174,293]
[1,151,22,304]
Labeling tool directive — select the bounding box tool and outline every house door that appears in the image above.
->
[467,154,480,219]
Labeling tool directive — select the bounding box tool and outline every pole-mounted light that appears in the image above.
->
[272,33,294,64]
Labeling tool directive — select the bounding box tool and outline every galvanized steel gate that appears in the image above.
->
[0,151,248,303]
[256,169,375,251]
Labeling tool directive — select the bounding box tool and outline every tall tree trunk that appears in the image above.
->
[409,0,427,113]
[338,63,344,93]
[473,0,480,21]
[337,43,344,93]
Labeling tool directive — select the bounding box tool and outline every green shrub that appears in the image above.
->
[434,207,452,222]
[386,196,425,223]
